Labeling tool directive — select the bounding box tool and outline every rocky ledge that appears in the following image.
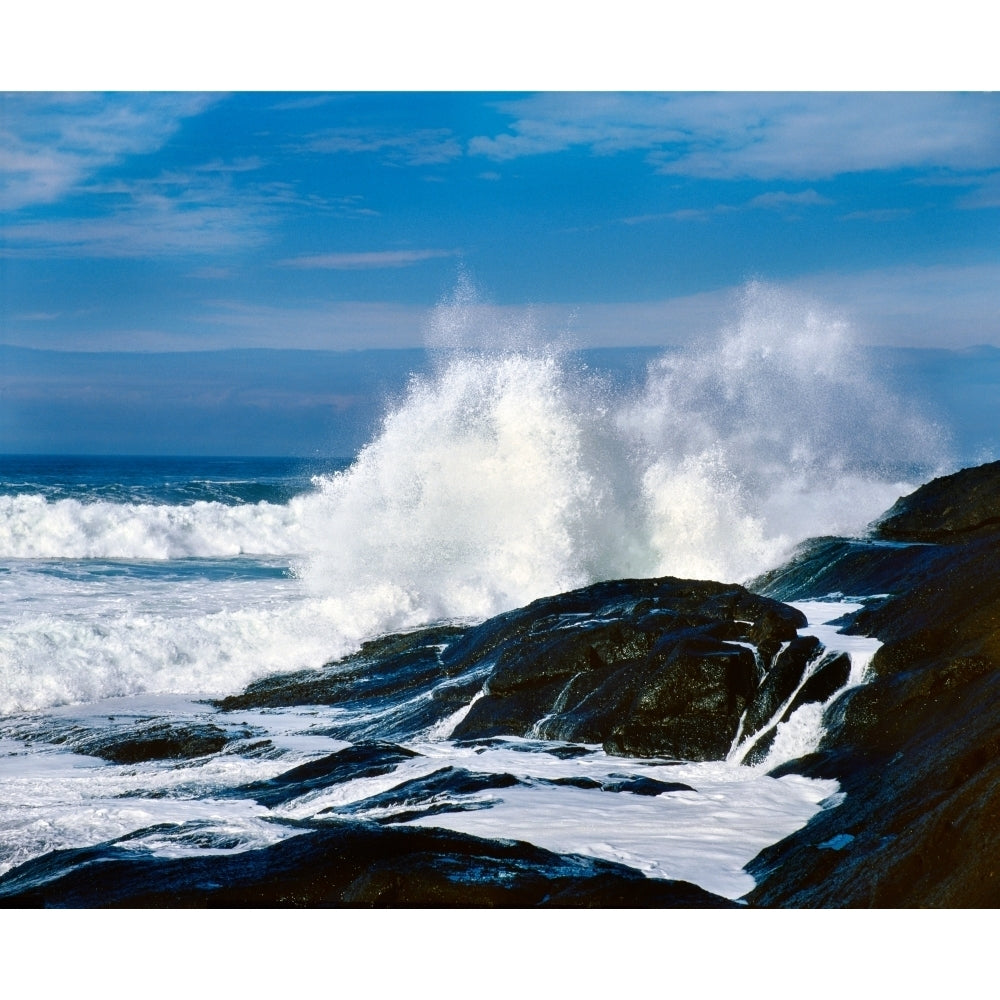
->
[746,460,1000,906]
[0,820,733,908]
[215,576,836,764]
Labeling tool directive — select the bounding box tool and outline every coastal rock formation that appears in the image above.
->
[746,459,1000,906]
[0,820,735,908]
[217,577,821,763]
[5,714,259,765]
[873,459,1000,543]
[0,576,840,908]
[448,578,804,760]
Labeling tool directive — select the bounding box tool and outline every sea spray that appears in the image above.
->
[621,282,952,575]
[296,281,950,624]
[297,351,606,624]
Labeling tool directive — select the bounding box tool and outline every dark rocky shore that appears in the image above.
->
[745,460,1000,906]
[2,461,998,907]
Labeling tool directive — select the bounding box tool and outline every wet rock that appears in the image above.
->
[0,820,737,908]
[541,743,594,759]
[544,776,604,790]
[324,766,525,823]
[214,624,474,742]
[739,726,778,767]
[748,535,949,604]
[744,461,1000,907]
[238,742,422,807]
[449,577,805,760]
[600,776,695,796]
[23,717,259,765]
[780,652,852,721]
[72,720,240,764]
[604,638,758,759]
[441,576,803,680]
[214,624,468,713]
[538,775,695,795]
[873,460,1000,543]
[209,575,808,760]
[742,635,821,736]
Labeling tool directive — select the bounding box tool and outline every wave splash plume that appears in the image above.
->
[298,282,949,631]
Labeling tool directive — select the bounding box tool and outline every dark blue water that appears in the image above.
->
[0,455,350,505]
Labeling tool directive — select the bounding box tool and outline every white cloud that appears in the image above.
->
[0,172,275,257]
[201,262,1000,352]
[198,299,430,350]
[956,172,1000,209]
[193,157,266,174]
[747,189,833,209]
[838,208,912,222]
[303,127,463,166]
[278,249,459,269]
[7,262,997,353]
[471,93,1000,181]
[0,92,218,210]
[787,263,1000,348]
[13,311,62,321]
[667,206,736,223]
[623,188,832,224]
[469,93,688,160]
[558,264,1000,350]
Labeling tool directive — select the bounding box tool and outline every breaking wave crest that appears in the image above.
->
[0,495,306,560]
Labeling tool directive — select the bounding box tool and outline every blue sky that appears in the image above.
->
[2,91,998,354]
[1,85,998,456]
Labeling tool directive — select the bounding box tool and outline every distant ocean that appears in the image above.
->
[0,290,963,897]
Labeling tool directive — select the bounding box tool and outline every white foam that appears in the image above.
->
[793,599,882,685]
[0,696,353,874]
[0,589,360,715]
[0,494,307,560]
[0,739,281,876]
[751,599,883,770]
[272,740,838,899]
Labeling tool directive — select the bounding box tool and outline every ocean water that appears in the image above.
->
[0,286,949,898]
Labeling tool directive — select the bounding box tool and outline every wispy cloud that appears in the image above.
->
[665,206,737,223]
[747,189,833,209]
[267,94,346,113]
[251,183,379,217]
[469,93,688,160]
[278,249,459,269]
[471,93,1000,181]
[623,188,832,224]
[193,157,266,174]
[0,92,218,210]
[955,172,1000,210]
[13,311,62,321]
[188,266,235,281]
[1,172,275,257]
[907,169,1000,209]
[788,262,1000,347]
[302,127,463,166]
[197,299,430,350]
[839,208,912,222]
